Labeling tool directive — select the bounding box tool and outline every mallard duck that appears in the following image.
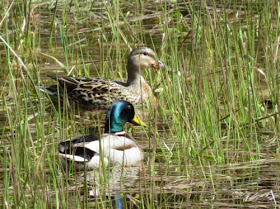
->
[58,100,147,170]
[41,47,164,109]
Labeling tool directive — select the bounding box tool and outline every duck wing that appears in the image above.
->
[58,134,99,161]
[48,76,129,107]
[70,78,126,103]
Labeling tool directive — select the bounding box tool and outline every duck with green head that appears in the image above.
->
[58,100,147,170]
[40,47,165,109]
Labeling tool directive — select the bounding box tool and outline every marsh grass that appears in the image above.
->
[1,0,280,208]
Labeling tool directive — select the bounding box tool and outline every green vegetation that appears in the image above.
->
[1,0,280,208]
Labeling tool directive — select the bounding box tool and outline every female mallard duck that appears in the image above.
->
[42,47,164,109]
[58,100,147,170]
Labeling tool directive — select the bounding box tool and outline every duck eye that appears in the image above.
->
[143,52,148,56]
[120,107,131,120]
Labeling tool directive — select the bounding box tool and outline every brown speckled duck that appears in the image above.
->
[40,47,164,109]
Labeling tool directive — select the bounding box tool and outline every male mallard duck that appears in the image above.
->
[58,100,147,170]
[41,47,164,109]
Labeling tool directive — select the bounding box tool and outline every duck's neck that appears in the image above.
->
[104,121,122,134]
[126,61,153,98]
[126,62,142,86]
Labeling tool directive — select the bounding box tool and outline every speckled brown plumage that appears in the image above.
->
[41,47,164,109]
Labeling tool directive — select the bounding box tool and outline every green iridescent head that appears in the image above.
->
[104,101,146,133]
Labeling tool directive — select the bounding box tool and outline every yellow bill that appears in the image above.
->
[132,114,147,127]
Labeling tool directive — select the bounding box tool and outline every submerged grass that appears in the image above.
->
[1,0,280,208]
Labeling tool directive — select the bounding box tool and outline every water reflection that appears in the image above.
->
[60,162,144,208]
[86,162,143,197]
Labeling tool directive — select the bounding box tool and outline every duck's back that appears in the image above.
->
[46,76,150,109]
